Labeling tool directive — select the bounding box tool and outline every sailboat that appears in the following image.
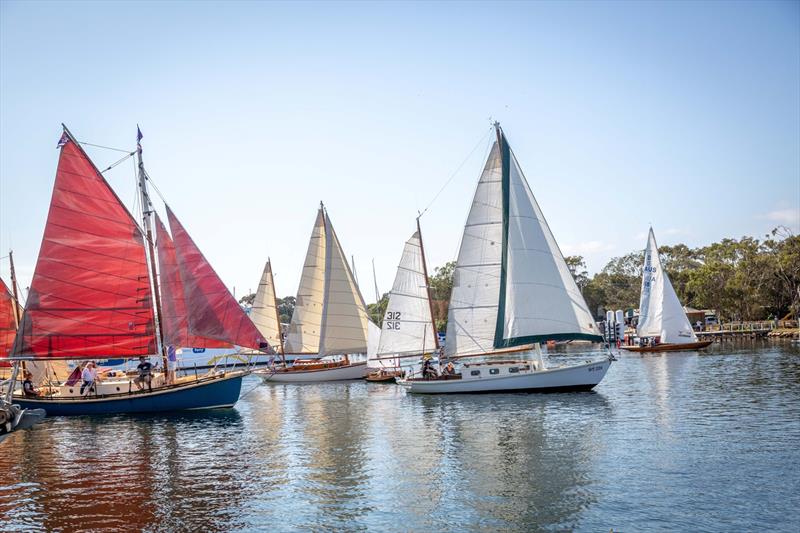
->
[1,126,269,415]
[366,220,439,382]
[256,204,371,382]
[622,228,713,352]
[249,259,286,363]
[397,123,613,394]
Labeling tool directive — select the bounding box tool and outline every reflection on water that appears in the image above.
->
[1,341,799,531]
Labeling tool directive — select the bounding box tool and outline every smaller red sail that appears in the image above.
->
[155,214,230,349]
[11,136,156,359]
[166,206,268,351]
[0,278,19,363]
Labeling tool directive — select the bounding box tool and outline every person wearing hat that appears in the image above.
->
[22,370,39,397]
[422,354,437,379]
[133,356,153,392]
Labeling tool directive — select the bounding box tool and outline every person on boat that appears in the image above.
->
[80,362,99,395]
[133,356,153,392]
[22,370,39,398]
[441,361,456,377]
[421,356,437,379]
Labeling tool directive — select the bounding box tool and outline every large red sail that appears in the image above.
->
[0,278,19,362]
[155,214,229,349]
[166,206,268,351]
[11,135,156,359]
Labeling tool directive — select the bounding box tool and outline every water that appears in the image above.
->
[1,341,799,532]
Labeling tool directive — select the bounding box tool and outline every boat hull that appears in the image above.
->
[398,359,612,394]
[11,373,245,416]
[621,340,713,353]
[257,361,367,383]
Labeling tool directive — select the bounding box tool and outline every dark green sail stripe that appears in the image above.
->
[496,333,605,347]
[493,129,511,348]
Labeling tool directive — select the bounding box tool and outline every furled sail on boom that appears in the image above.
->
[11,136,156,359]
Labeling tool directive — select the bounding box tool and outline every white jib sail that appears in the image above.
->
[372,231,437,368]
[318,209,371,356]
[445,142,504,358]
[250,260,283,349]
[637,228,697,343]
[501,149,601,342]
[285,209,326,354]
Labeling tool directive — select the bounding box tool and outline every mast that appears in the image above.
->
[371,258,380,303]
[8,250,21,328]
[135,127,169,374]
[268,258,286,366]
[416,217,440,351]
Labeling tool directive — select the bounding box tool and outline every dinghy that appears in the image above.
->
[622,228,713,353]
[366,221,439,383]
[398,123,613,394]
[2,126,269,415]
[256,204,371,383]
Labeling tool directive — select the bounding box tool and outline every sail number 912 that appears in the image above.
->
[385,311,401,330]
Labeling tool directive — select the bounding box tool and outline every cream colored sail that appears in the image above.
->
[372,231,437,368]
[285,209,326,353]
[445,127,602,358]
[318,210,370,355]
[250,260,283,349]
[637,228,697,343]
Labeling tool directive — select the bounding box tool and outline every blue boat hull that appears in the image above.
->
[13,374,244,416]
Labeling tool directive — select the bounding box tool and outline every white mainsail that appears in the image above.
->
[445,126,602,358]
[371,231,437,369]
[286,205,371,355]
[286,209,326,353]
[250,260,283,350]
[637,228,697,343]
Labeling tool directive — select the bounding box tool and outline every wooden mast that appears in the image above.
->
[8,250,21,328]
[134,127,170,377]
[267,258,286,367]
[416,216,440,352]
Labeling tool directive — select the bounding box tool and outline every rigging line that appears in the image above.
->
[418,126,493,219]
[78,141,132,153]
[100,151,136,174]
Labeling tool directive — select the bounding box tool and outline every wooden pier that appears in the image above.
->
[696,320,799,340]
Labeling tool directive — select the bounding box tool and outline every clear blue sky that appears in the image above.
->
[1,0,798,301]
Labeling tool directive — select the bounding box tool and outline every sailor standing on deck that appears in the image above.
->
[80,362,99,395]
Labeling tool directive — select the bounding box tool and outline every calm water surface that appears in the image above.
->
[1,341,799,532]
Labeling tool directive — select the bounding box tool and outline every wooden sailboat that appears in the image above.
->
[397,123,613,394]
[2,126,270,416]
[622,228,713,353]
[249,259,286,364]
[256,204,372,382]
[366,219,439,383]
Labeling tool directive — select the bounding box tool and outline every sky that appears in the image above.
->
[1,0,798,302]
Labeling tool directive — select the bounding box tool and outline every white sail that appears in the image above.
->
[501,149,602,343]
[250,260,283,349]
[637,228,697,343]
[445,142,504,358]
[285,209,326,353]
[366,320,383,368]
[373,231,437,367]
[445,128,602,358]
[318,210,371,355]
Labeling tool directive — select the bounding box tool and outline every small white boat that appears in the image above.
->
[398,123,612,394]
[256,204,376,383]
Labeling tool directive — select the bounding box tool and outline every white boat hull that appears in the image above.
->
[397,358,612,394]
[256,361,368,383]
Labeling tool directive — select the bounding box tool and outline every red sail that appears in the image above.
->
[11,137,156,359]
[155,214,230,349]
[166,206,268,351]
[0,278,19,362]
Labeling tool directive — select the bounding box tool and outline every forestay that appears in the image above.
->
[637,228,697,344]
[372,231,437,368]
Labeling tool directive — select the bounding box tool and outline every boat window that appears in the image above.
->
[470,370,481,376]
[508,367,519,373]
[489,368,499,375]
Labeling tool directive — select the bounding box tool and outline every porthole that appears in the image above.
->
[69,389,74,393]
[470,370,481,376]
[116,387,121,391]
[508,367,519,373]
[489,368,499,375]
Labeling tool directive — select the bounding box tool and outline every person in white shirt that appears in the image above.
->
[80,362,99,395]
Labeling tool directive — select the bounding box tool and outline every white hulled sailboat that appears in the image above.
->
[622,228,712,352]
[366,220,439,382]
[398,123,613,394]
[256,204,372,382]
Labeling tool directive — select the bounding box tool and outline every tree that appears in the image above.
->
[277,296,295,324]
[367,293,389,325]
[239,292,256,306]
[564,255,589,292]
[429,261,456,332]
